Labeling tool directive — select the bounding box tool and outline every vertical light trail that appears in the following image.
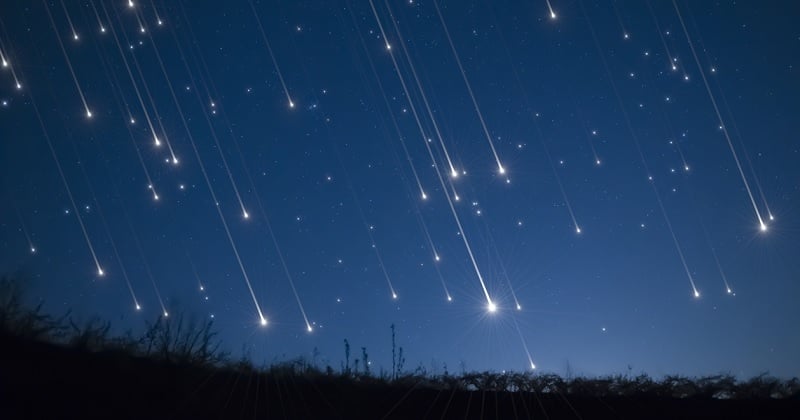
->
[74,139,142,312]
[581,0,700,297]
[544,0,557,20]
[176,20,313,331]
[58,0,79,40]
[367,0,392,51]
[126,215,168,316]
[646,1,678,72]
[150,0,164,26]
[43,1,92,118]
[672,0,766,232]
[147,18,250,219]
[355,5,494,307]
[611,0,630,39]
[101,3,161,147]
[154,13,267,326]
[701,224,732,294]
[247,0,294,108]
[29,95,103,277]
[11,200,36,253]
[95,36,161,201]
[433,1,507,177]
[534,119,582,234]
[511,313,536,369]
[350,6,428,200]
[88,1,107,33]
[382,0,460,179]
[112,7,179,164]
[0,23,23,89]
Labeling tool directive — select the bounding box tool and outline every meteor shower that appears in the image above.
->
[1,1,798,418]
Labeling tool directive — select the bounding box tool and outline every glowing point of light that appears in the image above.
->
[16,83,21,90]
[768,214,774,221]
[172,157,179,165]
[260,317,267,326]
[243,211,250,219]
[498,165,506,175]
[693,290,700,299]
[576,227,582,234]
[447,295,452,302]
[726,288,733,295]
[30,247,36,253]
[386,43,392,51]
[140,27,146,34]
[128,0,134,8]
[392,293,398,300]
[135,304,141,311]
[684,165,690,171]
[1,59,7,67]
[759,223,768,232]
[306,325,313,333]
[153,194,159,201]
[157,20,163,26]
[86,110,93,118]
[100,27,106,33]
[454,194,460,202]
[450,170,458,179]
[289,101,295,108]
[98,268,105,276]
[421,192,427,200]
[434,254,440,262]
[623,33,629,39]
[199,285,204,291]
[163,311,169,317]
[550,12,557,20]
[73,34,79,41]
[154,137,161,146]
[487,301,497,313]
[516,304,522,311]
[530,363,536,370]
[596,159,601,165]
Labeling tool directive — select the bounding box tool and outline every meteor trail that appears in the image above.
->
[44,1,92,118]
[247,0,295,109]
[672,0,767,232]
[434,0,507,177]
[545,0,557,20]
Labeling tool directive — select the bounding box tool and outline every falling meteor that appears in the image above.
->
[672,0,767,232]
[544,0,557,19]
[247,0,295,109]
[44,1,92,119]
[434,1,507,178]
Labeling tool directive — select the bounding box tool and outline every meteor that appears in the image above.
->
[673,0,767,231]
[434,0,507,177]
[45,1,93,119]
[545,0,557,19]
[248,0,295,109]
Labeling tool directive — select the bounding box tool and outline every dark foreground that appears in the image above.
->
[1,334,797,419]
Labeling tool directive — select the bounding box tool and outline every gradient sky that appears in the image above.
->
[1,0,798,379]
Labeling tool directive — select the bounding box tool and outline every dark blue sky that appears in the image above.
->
[1,0,798,378]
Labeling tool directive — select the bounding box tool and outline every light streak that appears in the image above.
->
[434,1,507,177]
[545,0,557,19]
[44,1,92,118]
[672,0,767,232]
[247,0,294,108]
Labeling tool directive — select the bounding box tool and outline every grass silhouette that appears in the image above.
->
[1,275,798,419]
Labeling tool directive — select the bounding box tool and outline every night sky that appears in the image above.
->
[1,0,798,379]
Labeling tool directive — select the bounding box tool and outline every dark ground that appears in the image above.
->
[1,332,798,419]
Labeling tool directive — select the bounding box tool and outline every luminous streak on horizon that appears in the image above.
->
[647,0,678,71]
[247,0,294,108]
[511,313,536,370]
[581,0,699,297]
[544,0,557,19]
[154,13,266,325]
[44,1,92,118]
[101,3,161,147]
[383,0,459,179]
[367,3,493,306]
[29,95,103,277]
[672,0,766,232]
[58,0,80,40]
[126,213,168,316]
[75,145,142,312]
[433,0,507,177]
[177,23,313,331]
[111,6,179,164]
